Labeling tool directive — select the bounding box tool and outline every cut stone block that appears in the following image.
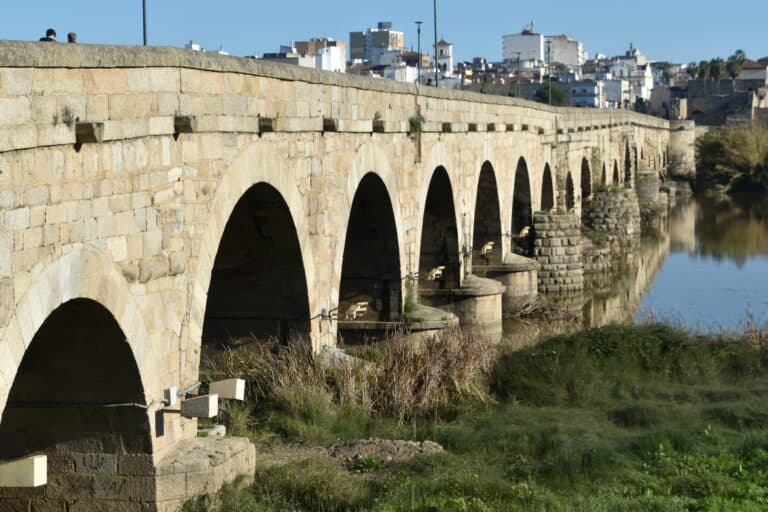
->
[181,394,219,418]
[0,455,47,487]
[209,379,245,401]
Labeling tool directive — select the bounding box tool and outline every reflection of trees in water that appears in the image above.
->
[694,195,768,267]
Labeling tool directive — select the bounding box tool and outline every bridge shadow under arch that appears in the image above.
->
[566,172,575,211]
[419,167,460,290]
[581,158,592,200]
[472,162,502,266]
[339,173,402,322]
[0,298,151,459]
[512,158,534,255]
[624,142,633,187]
[613,160,620,185]
[601,162,607,186]
[203,183,310,345]
[541,164,555,212]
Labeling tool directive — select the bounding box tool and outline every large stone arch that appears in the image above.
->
[0,248,158,445]
[541,163,555,212]
[581,157,592,200]
[601,162,607,186]
[332,145,407,315]
[613,160,621,185]
[337,172,403,322]
[624,141,633,187]
[565,172,576,211]
[418,166,462,290]
[202,182,311,345]
[511,157,534,255]
[472,161,503,265]
[191,141,319,352]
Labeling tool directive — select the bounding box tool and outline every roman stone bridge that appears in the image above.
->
[0,42,695,510]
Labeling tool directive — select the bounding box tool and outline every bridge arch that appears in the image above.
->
[624,141,632,187]
[338,172,402,322]
[565,172,576,211]
[512,158,533,255]
[0,249,156,424]
[581,158,592,200]
[419,166,461,289]
[541,163,555,212]
[193,142,318,350]
[613,160,620,185]
[472,161,503,265]
[202,182,311,346]
[601,162,607,186]
[1,298,152,460]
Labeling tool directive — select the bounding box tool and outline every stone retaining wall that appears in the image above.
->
[533,212,584,293]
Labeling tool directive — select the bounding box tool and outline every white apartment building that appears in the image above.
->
[545,35,587,68]
[502,29,544,63]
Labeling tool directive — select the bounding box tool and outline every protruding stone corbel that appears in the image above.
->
[75,122,104,144]
[323,117,338,132]
[173,115,198,134]
[258,117,275,133]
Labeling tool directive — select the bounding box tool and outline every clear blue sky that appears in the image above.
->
[2,1,765,64]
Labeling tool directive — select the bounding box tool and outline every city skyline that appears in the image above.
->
[1,1,765,64]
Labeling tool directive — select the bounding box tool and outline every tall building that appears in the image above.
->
[545,35,587,69]
[350,21,405,63]
[502,26,544,63]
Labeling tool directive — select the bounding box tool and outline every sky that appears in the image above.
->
[2,1,765,64]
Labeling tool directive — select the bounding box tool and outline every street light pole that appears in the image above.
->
[142,0,148,46]
[433,0,439,87]
[514,51,521,98]
[415,21,423,85]
[546,40,552,105]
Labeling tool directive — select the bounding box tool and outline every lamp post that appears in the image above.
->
[514,51,521,98]
[546,39,552,105]
[142,0,148,45]
[415,21,423,85]
[433,0,439,87]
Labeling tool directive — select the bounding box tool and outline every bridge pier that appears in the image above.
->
[533,212,584,294]
[473,254,538,316]
[419,275,505,343]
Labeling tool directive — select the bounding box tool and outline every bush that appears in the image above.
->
[696,127,768,195]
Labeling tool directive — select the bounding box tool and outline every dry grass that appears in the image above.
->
[201,328,498,425]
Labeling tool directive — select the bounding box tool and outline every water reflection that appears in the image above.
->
[503,195,768,340]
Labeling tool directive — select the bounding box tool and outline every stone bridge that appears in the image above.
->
[0,42,695,510]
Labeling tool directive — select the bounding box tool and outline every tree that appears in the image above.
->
[697,60,709,80]
[687,61,699,80]
[534,85,568,106]
[709,58,725,93]
[726,49,746,80]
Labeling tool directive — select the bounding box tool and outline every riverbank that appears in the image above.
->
[189,325,768,511]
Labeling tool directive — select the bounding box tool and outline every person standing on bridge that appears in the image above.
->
[67,32,77,43]
[39,28,56,42]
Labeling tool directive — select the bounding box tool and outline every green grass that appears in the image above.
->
[193,325,768,511]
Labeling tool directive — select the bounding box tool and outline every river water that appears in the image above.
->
[636,196,768,331]
[505,195,768,340]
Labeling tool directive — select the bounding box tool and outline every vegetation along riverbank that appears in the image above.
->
[186,323,768,511]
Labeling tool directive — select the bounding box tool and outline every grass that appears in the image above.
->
[192,325,768,511]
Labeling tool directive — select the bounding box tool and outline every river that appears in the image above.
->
[504,195,768,341]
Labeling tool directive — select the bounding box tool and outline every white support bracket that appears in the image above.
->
[180,394,219,418]
[0,455,47,488]
[210,379,246,401]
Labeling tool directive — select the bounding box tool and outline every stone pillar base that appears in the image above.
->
[419,275,505,342]
[474,253,538,316]
[0,437,256,512]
